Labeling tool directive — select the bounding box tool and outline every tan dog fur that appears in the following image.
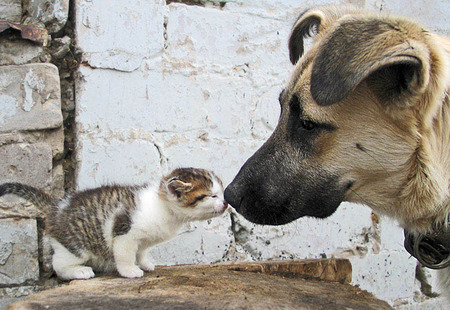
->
[291,5,450,294]
[287,5,449,234]
[225,5,449,296]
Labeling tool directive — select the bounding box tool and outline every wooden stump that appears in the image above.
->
[9,259,392,310]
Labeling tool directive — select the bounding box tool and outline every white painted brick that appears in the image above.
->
[167,3,292,82]
[76,64,258,137]
[365,0,450,36]
[229,202,374,261]
[75,0,166,72]
[350,251,417,304]
[148,216,232,266]
[75,137,162,190]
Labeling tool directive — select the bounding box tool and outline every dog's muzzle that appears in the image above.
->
[404,223,450,269]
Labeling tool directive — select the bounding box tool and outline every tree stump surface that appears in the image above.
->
[8,259,392,310]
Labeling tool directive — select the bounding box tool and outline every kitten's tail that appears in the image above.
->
[0,183,54,212]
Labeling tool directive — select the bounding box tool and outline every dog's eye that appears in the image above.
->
[301,119,316,130]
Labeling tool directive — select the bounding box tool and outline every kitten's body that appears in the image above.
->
[0,168,227,280]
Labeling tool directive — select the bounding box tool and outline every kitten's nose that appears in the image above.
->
[219,201,228,213]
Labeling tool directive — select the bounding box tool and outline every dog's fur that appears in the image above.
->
[225,5,450,295]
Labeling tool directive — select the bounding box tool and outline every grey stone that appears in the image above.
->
[0,283,61,310]
[0,1,22,23]
[23,0,70,34]
[50,36,71,59]
[0,142,53,191]
[0,218,39,285]
[0,64,63,132]
[0,201,42,220]
[0,128,64,159]
[0,38,47,66]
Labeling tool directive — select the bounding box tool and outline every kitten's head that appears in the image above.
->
[159,168,228,221]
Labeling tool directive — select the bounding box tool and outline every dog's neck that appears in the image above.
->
[404,213,450,270]
[398,39,450,234]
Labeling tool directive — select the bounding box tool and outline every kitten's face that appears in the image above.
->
[160,168,228,221]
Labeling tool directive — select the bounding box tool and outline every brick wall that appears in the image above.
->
[0,0,70,306]
[1,0,449,308]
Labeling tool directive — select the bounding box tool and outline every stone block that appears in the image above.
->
[0,37,46,66]
[75,0,165,71]
[0,142,53,191]
[0,218,39,285]
[0,64,62,132]
[23,0,70,34]
[0,0,22,23]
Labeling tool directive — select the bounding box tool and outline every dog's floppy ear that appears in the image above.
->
[289,5,360,65]
[311,19,429,106]
[289,9,324,64]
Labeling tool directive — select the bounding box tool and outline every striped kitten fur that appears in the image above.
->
[0,168,228,280]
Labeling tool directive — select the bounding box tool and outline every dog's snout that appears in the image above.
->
[224,184,241,210]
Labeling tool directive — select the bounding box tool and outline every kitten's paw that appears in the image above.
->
[139,260,155,272]
[117,265,144,278]
[66,266,95,280]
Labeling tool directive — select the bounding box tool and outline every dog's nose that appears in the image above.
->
[224,184,241,211]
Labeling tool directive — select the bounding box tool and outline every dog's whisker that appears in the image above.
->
[348,187,372,207]
[355,143,389,173]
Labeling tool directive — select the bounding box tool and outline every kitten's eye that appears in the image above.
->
[211,195,218,198]
[301,119,316,130]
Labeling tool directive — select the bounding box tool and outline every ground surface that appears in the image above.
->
[8,259,392,309]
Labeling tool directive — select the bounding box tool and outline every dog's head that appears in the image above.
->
[225,6,449,231]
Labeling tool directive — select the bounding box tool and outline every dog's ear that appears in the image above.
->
[289,9,324,64]
[289,5,360,65]
[311,19,429,106]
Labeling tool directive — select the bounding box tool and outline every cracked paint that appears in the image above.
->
[23,69,45,112]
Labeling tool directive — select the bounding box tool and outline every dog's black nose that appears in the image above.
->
[224,184,240,211]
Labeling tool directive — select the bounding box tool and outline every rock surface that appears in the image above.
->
[0,64,62,132]
[8,260,392,310]
[0,218,39,285]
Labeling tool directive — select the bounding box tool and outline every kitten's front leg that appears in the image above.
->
[113,234,144,278]
[137,247,155,272]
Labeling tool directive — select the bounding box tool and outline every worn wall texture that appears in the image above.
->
[0,0,70,307]
[1,0,449,309]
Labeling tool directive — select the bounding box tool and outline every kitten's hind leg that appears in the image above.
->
[50,239,95,280]
[113,234,144,278]
[137,247,155,272]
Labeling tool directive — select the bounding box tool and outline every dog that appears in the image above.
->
[224,5,450,296]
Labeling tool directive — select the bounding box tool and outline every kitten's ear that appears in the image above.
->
[167,178,193,197]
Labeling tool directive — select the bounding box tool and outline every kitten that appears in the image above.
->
[0,168,228,280]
